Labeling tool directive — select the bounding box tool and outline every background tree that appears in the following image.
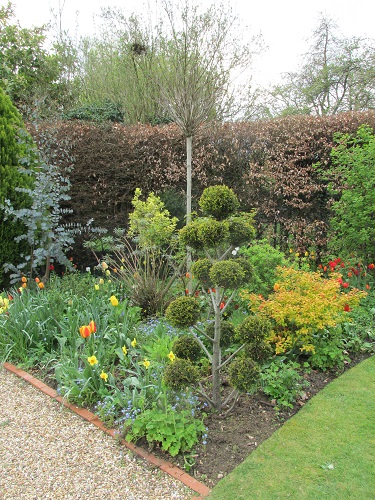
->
[151,0,261,223]
[0,87,36,288]
[0,2,77,119]
[265,16,375,117]
[318,124,375,263]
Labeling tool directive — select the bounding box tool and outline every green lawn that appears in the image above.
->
[209,355,375,499]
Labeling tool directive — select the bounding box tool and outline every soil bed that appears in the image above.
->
[30,352,371,489]
[134,353,371,488]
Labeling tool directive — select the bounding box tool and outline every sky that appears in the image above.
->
[3,0,375,87]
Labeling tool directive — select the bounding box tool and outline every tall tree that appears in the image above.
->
[152,0,261,222]
[267,16,375,116]
[0,2,76,119]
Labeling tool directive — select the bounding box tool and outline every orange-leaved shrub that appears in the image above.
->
[241,266,366,355]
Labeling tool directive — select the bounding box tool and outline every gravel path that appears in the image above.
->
[0,368,193,500]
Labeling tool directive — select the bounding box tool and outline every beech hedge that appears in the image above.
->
[26,111,375,265]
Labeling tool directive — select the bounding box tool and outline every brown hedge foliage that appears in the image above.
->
[27,111,375,266]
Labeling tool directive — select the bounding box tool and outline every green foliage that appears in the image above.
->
[0,3,71,117]
[163,358,200,390]
[191,258,213,287]
[239,240,288,297]
[124,403,206,457]
[0,87,36,287]
[228,212,256,246]
[128,188,178,250]
[309,327,350,371]
[322,125,375,262]
[228,356,260,393]
[172,334,202,362]
[165,296,200,329]
[209,260,245,289]
[199,185,239,220]
[63,99,124,123]
[260,359,310,409]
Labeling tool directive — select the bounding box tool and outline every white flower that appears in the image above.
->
[86,267,91,272]
[232,249,237,255]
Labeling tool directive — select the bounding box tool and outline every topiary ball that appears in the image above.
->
[179,222,202,250]
[197,218,230,248]
[173,334,202,362]
[228,215,256,246]
[199,185,240,220]
[165,296,200,329]
[235,315,272,344]
[191,258,213,287]
[228,356,260,393]
[163,358,200,390]
[209,260,246,289]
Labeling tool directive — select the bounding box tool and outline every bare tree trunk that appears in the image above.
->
[186,135,193,293]
[211,290,222,410]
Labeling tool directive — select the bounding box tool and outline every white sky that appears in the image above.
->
[3,0,375,87]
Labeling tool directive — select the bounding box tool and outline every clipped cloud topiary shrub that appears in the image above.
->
[209,260,246,289]
[165,296,200,329]
[228,356,260,393]
[199,185,239,220]
[163,358,200,390]
[172,334,202,362]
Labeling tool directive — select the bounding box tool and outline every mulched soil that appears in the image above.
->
[138,352,372,488]
[30,352,371,489]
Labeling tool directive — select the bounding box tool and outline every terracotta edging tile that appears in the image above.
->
[3,362,211,498]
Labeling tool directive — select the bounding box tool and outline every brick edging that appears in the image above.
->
[3,362,211,498]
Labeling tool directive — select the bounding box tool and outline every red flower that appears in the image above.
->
[49,264,55,271]
[344,304,351,312]
[219,302,225,310]
[342,282,349,288]
[368,263,375,270]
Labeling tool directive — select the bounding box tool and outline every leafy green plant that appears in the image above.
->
[124,403,207,457]
[260,358,310,410]
[318,125,375,263]
[239,240,287,297]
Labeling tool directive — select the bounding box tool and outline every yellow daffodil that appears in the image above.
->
[100,371,108,382]
[94,284,100,291]
[122,346,128,355]
[105,269,111,276]
[143,359,150,369]
[87,355,98,366]
[38,282,45,289]
[168,351,176,363]
[110,295,119,306]
[99,278,104,285]
[131,338,137,348]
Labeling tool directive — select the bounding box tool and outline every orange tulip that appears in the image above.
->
[89,320,97,333]
[79,325,92,338]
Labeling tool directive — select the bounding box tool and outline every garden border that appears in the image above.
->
[3,361,211,499]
